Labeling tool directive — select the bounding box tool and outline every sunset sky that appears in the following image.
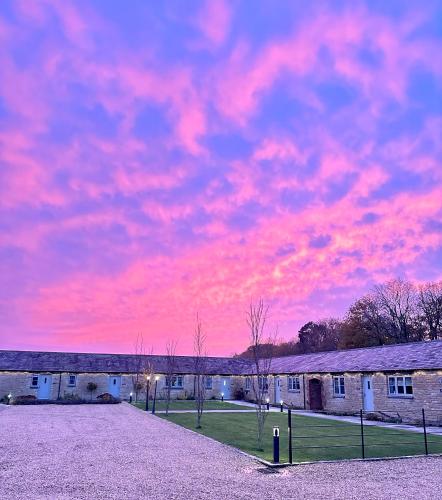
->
[1,0,441,356]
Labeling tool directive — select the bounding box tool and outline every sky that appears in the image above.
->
[0,0,441,356]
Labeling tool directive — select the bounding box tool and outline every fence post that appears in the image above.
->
[360,409,365,459]
[422,408,428,455]
[288,408,293,464]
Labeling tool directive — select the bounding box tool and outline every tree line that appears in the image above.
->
[237,279,442,359]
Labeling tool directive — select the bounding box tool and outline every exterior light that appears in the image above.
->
[152,376,159,414]
[266,397,269,403]
[155,375,160,381]
[146,375,151,380]
[221,392,224,402]
[280,400,284,412]
[129,392,133,404]
[266,397,270,411]
[273,426,280,463]
[145,376,151,412]
[7,393,12,405]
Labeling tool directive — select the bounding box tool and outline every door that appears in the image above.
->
[221,377,231,399]
[308,378,323,410]
[109,376,121,398]
[37,374,52,400]
[362,376,374,411]
[274,376,281,403]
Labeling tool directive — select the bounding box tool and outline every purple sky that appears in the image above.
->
[0,0,441,355]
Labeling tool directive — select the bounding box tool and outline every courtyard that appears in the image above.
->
[1,403,442,500]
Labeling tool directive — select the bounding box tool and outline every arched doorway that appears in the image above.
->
[308,378,323,410]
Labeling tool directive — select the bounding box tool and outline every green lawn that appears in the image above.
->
[132,400,252,411]
[158,412,442,463]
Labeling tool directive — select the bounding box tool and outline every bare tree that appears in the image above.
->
[193,314,207,428]
[418,281,442,340]
[165,340,177,416]
[141,347,155,408]
[374,279,417,343]
[247,299,277,451]
[131,332,145,402]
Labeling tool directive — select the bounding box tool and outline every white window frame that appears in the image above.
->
[68,374,77,387]
[30,375,39,388]
[288,376,301,392]
[245,377,251,390]
[388,376,413,397]
[204,376,213,390]
[258,376,269,392]
[166,375,184,389]
[333,376,345,397]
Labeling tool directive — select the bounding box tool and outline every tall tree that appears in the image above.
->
[374,278,417,343]
[418,281,442,340]
[247,299,277,451]
[193,314,207,429]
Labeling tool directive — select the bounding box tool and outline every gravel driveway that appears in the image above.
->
[1,403,441,500]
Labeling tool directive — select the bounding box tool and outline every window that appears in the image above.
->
[258,376,269,392]
[165,375,184,389]
[333,376,345,397]
[68,375,77,387]
[31,375,39,388]
[245,377,251,390]
[288,376,300,392]
[205,376,213,390]
[388,376,413,397]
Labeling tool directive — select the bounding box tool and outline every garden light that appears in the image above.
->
[145,376,151,412]
[221,392,224,402]
[266,397,270,411]
[280,400,284,412]
[7,393,12,405]
[129,392,133,404]
[152,376,159,414]
[273,426,280,463]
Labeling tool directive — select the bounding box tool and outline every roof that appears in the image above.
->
[265,340,442,374]
[0,350,252,375]
[0,341,440,375]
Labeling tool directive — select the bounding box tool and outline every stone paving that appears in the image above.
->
[1,403,441,499]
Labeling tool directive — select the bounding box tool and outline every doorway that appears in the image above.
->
[108,376,121,398]
[37,374,52,400]
[274,376,281,403]
[221,377,231,399]
[308,378,323,410]
[362,376,374,411]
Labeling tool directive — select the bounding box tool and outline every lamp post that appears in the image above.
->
[129,392,133,404]
[221,392,224,402]
[7,393,12,405]
[152,375,160,414]
[266,397,270,411]
[145,375,151,412]
[280,400,284,412]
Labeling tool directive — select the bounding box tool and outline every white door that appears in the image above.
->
[362,376,374,411]
[37,374,52,400]
[221,377,231,399]
[274,376,281,403]
[109,376,121,398]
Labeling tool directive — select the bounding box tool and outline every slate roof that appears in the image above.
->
[264,340,442,374]
[0,350,252,375]
[0,341,441,375]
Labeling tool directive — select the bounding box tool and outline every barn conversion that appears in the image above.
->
[1,341,441,423]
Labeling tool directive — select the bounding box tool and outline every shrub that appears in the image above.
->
[62,393,81,401]
[13,395,37,404]
[96,392,117,402]
[233,388,245,400]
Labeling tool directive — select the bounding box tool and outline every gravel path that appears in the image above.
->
[1,403,441,500]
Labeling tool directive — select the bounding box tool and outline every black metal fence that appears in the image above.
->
[275,408,442,464]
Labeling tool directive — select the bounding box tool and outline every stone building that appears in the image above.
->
[1,341,441,423]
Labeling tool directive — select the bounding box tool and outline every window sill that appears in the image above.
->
[288,390,301,393]
[333,395,345,398]
[387,395,414,399]
[30,386,39,389]
[166,387,184,390]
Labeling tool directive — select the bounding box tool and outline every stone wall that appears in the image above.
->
[0,371,243,402]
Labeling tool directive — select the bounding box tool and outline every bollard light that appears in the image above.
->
[152,376,160,414]
[129,392,133,404]
[145,375,151,412]
[221,392,224,402]
[280,400,284,412]
[273,426,280,463]
[266,397,270,411]
[7,393,12,405]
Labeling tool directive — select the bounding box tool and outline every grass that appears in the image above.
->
[158,411,442,463]
[132,399,253,411]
